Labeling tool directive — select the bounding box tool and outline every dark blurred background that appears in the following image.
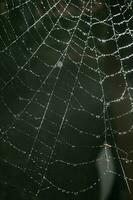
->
[0,0,133,199]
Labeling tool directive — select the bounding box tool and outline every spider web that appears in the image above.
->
[0,0,133,199]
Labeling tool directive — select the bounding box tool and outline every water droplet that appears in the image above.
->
[57,61,63,68]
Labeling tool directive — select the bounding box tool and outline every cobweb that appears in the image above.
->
[0,0,133,199]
